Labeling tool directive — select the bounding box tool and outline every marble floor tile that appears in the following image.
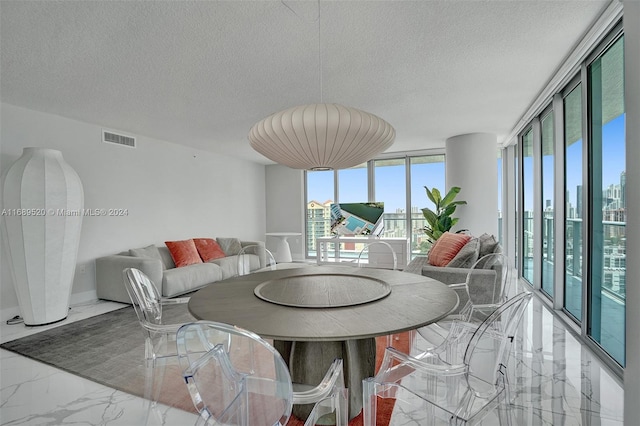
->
[392,291,624,426]
[0,290,624,425]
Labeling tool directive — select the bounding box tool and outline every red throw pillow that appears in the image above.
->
[165,239,203,267]
[193,238,226,262]
[427,232,472,267]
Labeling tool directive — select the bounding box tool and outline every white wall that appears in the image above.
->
[0,103,266,316]
[445,133,498,237]
[265,164,305,260]
[623,0,639,422]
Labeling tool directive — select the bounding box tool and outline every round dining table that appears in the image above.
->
[188,265,458,420]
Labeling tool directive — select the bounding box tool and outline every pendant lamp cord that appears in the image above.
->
[280,0,322,103]
[318,0,322,103]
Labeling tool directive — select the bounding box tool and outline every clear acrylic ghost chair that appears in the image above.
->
[176,321,348,426]
[363,292,532,426]
[417,253,512,350]
[356,241,398,270]
[122,267,193,406]
[237,244,277,276]
[357,241,403,347]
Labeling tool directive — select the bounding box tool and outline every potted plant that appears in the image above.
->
[422,186,467,243]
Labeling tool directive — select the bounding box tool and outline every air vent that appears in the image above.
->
[102,129,136,148]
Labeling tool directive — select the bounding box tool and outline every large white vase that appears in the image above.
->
[2,148,84,325]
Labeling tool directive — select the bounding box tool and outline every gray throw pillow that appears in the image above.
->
[478,233,499,257]
[129,244,165,268]
[217,237,242,256]
[447,238,480,268]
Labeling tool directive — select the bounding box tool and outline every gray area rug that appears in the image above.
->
[0,304,197,412]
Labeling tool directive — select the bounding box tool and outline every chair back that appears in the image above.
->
[465,253,511,306]
[123,268,163,327]
[463,291,532,397]
[237,245,276,276]
[357,241,398,270]
[176,321,293,426]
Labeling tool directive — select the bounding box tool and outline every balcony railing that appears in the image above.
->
[522,216,626,301]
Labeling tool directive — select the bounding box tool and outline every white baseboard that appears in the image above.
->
[70,290,98,306]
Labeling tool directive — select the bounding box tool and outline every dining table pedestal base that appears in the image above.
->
[274,337,376,421]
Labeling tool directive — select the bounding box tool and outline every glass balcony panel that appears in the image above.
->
[588,35,625,366]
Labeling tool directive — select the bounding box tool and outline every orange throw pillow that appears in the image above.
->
[193,238,226,262]
[165,239,203,267]
[428,232,472,267]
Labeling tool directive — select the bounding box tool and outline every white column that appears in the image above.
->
[445,133,498,237]
[265,165,304,260]
[624,1,640,423]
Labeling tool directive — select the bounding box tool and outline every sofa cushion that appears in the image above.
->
[428,232,471,267]
[194,238,226,262]
[447,237,480,268]
[162,263,222,297]
[217,237,243,256]
[129,244,165,268]
[157,246,176,269]
[165,239,203,267]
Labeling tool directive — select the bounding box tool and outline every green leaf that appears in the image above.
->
[421,208,438,226]
[424,186,437,206]
[423,228,436,242]
[440,186,461,206]
[443,204,457,216]
[431,188,442,207]
[438,216,452,231]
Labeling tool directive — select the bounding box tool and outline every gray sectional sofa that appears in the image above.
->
[96,239,266,304]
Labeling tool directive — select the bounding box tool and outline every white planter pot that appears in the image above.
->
[2,148,84,326]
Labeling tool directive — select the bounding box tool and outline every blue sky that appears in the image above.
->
[526,113,626,211]
[307,161,445,212]
[310,112,625,214]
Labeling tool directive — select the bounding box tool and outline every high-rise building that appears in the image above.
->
[576,185,583,218]
[621,171,626,208]
[306,200,332,252]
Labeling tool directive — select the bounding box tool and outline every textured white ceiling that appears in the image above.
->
[0,0,609,164]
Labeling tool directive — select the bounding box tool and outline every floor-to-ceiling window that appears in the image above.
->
[337,163,368,203]
[563,82,584,321]
[304,153,445,260]
[587,34,625,366]
[541,109,555,298]
[374,159,407,239]
[409,155,445,256]
[305,170,334,258]
[515,24,625,370]
[521,128,534,284]
[498,150,503,244]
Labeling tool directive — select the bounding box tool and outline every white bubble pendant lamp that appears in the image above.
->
[249,103,395,170]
